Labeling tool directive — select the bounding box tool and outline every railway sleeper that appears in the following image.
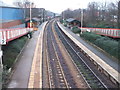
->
[60,84,66,88]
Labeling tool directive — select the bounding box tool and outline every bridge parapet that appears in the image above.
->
[0,28,33,45]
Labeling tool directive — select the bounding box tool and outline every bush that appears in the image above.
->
[2,36,28,69]
[81,32,101,42]
[81,32,119,60]
[64,23,67,27]
[72,26,81,34]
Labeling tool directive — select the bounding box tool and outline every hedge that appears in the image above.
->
[80,32,119,60]
[71,26,81,34]
[2,36,28,69]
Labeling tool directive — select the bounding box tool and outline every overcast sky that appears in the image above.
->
[1,0,119,14]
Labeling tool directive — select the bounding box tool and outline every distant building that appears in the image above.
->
[0,1,24,28]
[66,18,81,27]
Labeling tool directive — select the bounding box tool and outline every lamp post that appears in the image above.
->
[81,8,83,34]
[78,3,83,34]
[30,1,32,27]
[42,8,45,22]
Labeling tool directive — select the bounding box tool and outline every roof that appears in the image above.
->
[66,18,80,24]
[66,18,75,23]
[32,18,40,22]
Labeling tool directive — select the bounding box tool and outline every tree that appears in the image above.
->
[118,1,120,28]
[62,9,74,19]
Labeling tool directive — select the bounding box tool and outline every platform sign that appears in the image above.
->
[0,31,6,45]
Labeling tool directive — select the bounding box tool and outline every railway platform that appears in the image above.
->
[7,22,47,88]
[58,22,119,73]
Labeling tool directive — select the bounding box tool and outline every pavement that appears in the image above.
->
[7,22,45,88]
[59,23,120,73]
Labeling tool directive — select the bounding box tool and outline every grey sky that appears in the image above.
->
[1,0,119,13]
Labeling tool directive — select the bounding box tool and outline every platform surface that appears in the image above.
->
[7,23,46,88]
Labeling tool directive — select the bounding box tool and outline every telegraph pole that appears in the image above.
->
[43,9,45,22]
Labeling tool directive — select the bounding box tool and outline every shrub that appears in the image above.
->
[72,26,81,34]
[80,32,119,60]
[81,32,101,42]
[2,36,28,69]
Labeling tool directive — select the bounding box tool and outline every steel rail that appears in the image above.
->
[55,22,108,89]
[46,21,69,88]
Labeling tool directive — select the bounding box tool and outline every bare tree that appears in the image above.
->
[61,1,118,28]
[13,0,23,7]
[118,1,120,28]
[62,8,74,19]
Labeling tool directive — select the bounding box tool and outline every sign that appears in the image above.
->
[0,31,6,45]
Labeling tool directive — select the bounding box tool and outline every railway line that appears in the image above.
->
[42,19,119,88]
[46,22,70,88]
[42,20,85,88]
[54,22,108,88]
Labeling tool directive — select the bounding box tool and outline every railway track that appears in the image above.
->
[54,21,116,89]
[43,21,78,88]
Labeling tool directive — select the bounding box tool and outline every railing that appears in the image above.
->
[0,28,33,45]
[80,27,120,38]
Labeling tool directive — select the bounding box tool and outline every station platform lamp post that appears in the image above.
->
[30,0,32,28]
[80,8,83,34]
[81,9,83,33]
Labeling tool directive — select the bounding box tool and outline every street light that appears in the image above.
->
[81,8,83,34]
[78,3,83,34]
[30,0,32,27]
